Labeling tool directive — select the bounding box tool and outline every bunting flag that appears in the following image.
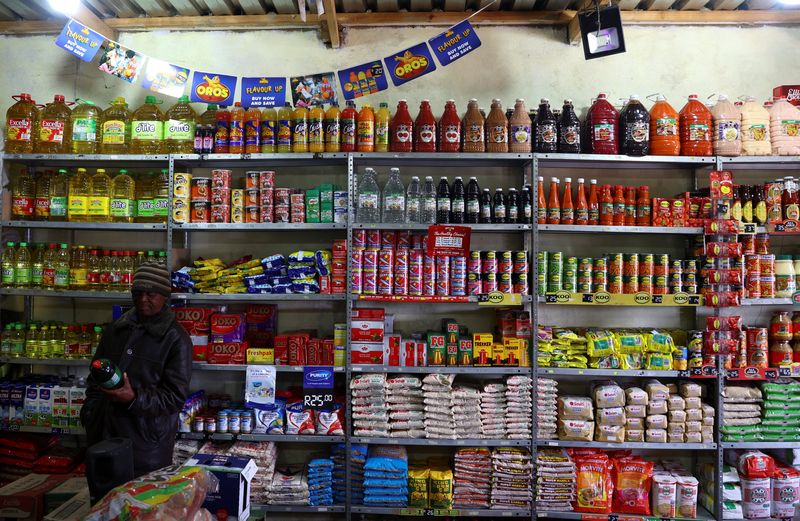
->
[190,71,237,106]
[384,43,437,87]
[55,19,105,62]
[241,77,287,107]
[141,58,190,98]
[290,73,337,108]
[428,20,482,67]
[97,42,146,84]
[337,61,389,100]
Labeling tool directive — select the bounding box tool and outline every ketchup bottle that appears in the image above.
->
[588,93,619,155]
[537,176,546,225]
[599,184,614,225]
[612,185,625,226]
[390,100,413,153]
[588,179,599,225]
[546,177,561,225]
[340,101,357,152]
[624,186,637,226]
[636,186,651,226]
[439,100,461,153]
[575,178,589,226]
[561,177,574,225]
[679,94,713,156]
[414,100,437,152]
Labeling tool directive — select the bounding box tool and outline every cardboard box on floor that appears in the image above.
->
[0,474,70,521]
[43,489,90,521]
[184,454,257,521]
[44,477,87,514]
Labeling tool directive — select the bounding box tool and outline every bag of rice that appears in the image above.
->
[593,384,625,409]
[558,396,594,420]
[772,466,800,518]
[429,468,453,509]
[596,407,626,426]
[408,467,430,508]
[557,419,594,441]
[624,387,648,406]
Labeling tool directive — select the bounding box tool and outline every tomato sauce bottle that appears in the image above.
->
[588,93,619,155]
[536,176,546,225]
[588,179,599,225]
[439,100,461,153]
[649,95,680,156]
[624,186,636,226]
[599,184,614,225]
[575,178,589,226]
[390,99,413,153]
[636,186,651,226]
[340,101,357,153]
[414,100,437,153]
[679,94,713,156]
[560,177,574,225]
[546,177,560,225]
[612,185,625,226]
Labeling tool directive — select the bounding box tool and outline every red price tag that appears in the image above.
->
[426,225,471,257]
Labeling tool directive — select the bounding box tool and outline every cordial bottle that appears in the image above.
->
[439,100,461,153]
[465,177,480,223]
[521,184,533,224]
[391,99,413,153]
[507,187,520,224]
[587,93,619,155]
[486,99,508,153]
[451,176,465,223]
[535,98,558,153]
[479,188,492,224]
[619,95,650,156]
[492,188,507,224]
[462,99,485,153]
[436,177,451,223]
[558,99,581,153]
[508,99,532,153]
[414,100,437,152]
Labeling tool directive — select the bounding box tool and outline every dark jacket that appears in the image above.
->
[81,306,192,476]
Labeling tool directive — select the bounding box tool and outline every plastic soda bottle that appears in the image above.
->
[244,105,261,154]
[228,102,245,154]
[164,95,197,154]
[292,104,309,153]
[375,102,391,152]
[260,106,277,153]
[357,104,375,152]
[130,96,165,154]
[307,105,325,153]
[5,93,38,153]
[2,243,15,287]
[88,168,112,222]
[68,168,90,222]
[324,102,341,153]
[11,167,35,220]
[100,97,131,154]
[70,99,101,154]
[276,102,293,153]
[341,101,358,153]
[14,241,31,288]
[214,106,230,153]
[111,169,135,223]
[35,95,71,154]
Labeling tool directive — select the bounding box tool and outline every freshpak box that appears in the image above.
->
[184,454,257,521]
[351,342,386,365]
[350,308,384,343]
[43,489,89,521]
[0,474,69,521]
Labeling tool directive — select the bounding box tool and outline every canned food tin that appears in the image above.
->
[245,206,259,223]
[654,275,668,289]
[230,206,243,224]
[745,273,761,298]
[683,259,697,274]
[260,206,274,223]
[191,201,209,223]
[409,267,423,296]
[755,233,770,255]
[259,171,275,190]
[191,177,211,201]
[578,280,592,293]
[498,272,513,293]
[353,229,366,248]
[745,254,761,274]
[640,254,654,276]
[378,269,393,295]
[741,234,755,255]
[423,257,435,296]
[245,171,260,189]
[760,276,776,298]
[210,188,229,206]
[393,270,409,296]
[381,231,397,249]
[536,252,547,277]
[173,172,191,198]
[350,269,363,294]
[397,231,412,249]
[623,273,640,293]
[563,267,577,292]
[243,188,258,206]
[593,256,607,271]
[363,269,377,295]
[579,257,593,272]
[395,250,409,271]
[682,284,697,294]
[608,253,623,276]
[513,272,529,295]
[760,254,775,276]
[683,272,697,284]
[638,275,653,294]
[548,252,563,277]
[363,249,378,270]
[482,278,498,294]
[173,198,189,224]
[609,274,623,294]
[483,252,499,274]
[653,285,669,295]
[366,229,381,248]
[379,248,394,270]
[274,188,291,206]
[623,254,639,277]
[468,273,482,295]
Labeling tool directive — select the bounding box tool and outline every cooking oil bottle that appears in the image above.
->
[135,172,154,223]
[68,167,90,222]
[130,95,165,154]
[5,93,38,154]
[49,169,68,222]
[111,169,135,223]
[14,241,31,288]
[88,168,111,222]
[11,167,35,220]
[69,245,88,289]
[152,168,169,223]
[54,243,70,290]
[100,97,131,154]
[34,170,52,221]
[70,99,101,154]
[164,95,197,154]
[35,95,71,154]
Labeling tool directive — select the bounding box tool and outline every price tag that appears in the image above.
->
[242,153,252,160]
[651,295,664,304]
[423,509,435,516]
[742,223,757,234]
[426,225,471,257]
[727,369,740,379]
[478,292,522,306]
[764,368,779,379]
[779,367,792,377]
[302,367,334,411]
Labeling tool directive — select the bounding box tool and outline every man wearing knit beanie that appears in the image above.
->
[81,262,192,477]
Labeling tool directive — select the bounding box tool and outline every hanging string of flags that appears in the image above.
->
[54,15,483,108]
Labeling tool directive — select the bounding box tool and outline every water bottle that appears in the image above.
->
[357,167,381,223]
[406,176,421,224]
[420,176,437,224]
[381,167,406,224]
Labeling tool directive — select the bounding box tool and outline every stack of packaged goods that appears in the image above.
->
[423,373,457,439]
[351,444,367,505]
[453,385,482,439]
[307,458,334,506]
[505,375,533,439]
[481,381,508,439]
[721,385,763,441]
[535,448,575,512]
[351,373,388,438]
[331,444,347,505]
[452,448,492,509]
[363,445,409,508]
[268,467,309,506]
[594,382,626,443]
[386,375,425,438]
[557,394,594,442]
[760,380,800,441]
[171,439,202,465]
[537,378,558,440]
[723,450,800,520]
[490,447,533,510]
[698,462,743,520]
[231,441,277,504]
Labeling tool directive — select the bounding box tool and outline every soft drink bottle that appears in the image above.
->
[324,102,341,153]
[436,177,451,224]
[244,104,261,154]
[406,176,421,224]
[31,243,45,288]
[41,243,56,289]
[420,176,437,224]
[34,170,52,221]
[91,359,124,389]
[260,106,277,153]
[465,177,480,224]
[414,100,437,153]
[451,176,465,223]
[36,95,71,154]
[164,95,197,154]
[111,169,135,223]
[292,104,309,153]
[54,244,70,290]
[214,106,231,153]
[492,188,507,224]
[130,96,164,154]
[375,102,391,153]
[2,242,16,287]
[5,93,38,153]
[100,97,131,154]
[558,99,582,153]
[11,167,35,221]
[619,95,650,156]
[69,245,88,290]
[49,169,68,222]
[382,168,405,223]
[535,99,558,153]
[479,188,493,224]
[308,105,325,153]
[14,242,31,288]
[88,168,112,222]
[357,168,380,223]
[340,101,358,152]
[391,100,413,153]
[229,102,245,154]
[357,104,375,153]
[507,187,520,224]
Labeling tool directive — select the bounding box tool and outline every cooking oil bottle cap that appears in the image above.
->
[111,96,127,105]
[207,104,218,110]
[54,94,65,102]
[178,95,190,103]
[77,99,96,106]
[145,95,159,104]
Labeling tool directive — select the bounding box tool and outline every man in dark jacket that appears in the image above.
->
[82,262,192,477]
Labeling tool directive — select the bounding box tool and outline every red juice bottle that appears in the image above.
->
[414,100,437,152]
[439,100,461,153]
[391,99,413,153]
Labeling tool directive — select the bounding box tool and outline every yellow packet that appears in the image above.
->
[645,352,673,370]
[647,331,675,353]
[429,468,453,509]
[616,332,646,354]
[194,258,224,268]
[408,467,430,508]
[586,330,616,358]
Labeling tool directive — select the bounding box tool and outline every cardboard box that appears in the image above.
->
[458,338,473,366]
[25,385,39,426]
[11,384,26,426]
[184,454,257,521]
[385,334,401,366]
[68,386,85,429]
[43,489,89,521]
[207,341,248,365]
[497,337,521,366]
[401,340,417,367]
[51,385,70,429]
[473,333,493,367]
[246,348,275,364]
[44,477,87,514]
[210,313,246,344]
[350,308,385,343]
[273,335,289,364]
[351,342,386,364]
[427,333,446,366]
[37,385,53,427]
[305,189,320,223]
[0,474,69,521]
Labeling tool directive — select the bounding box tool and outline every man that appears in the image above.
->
[82,262,191,477]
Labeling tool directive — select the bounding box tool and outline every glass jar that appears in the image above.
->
[217,411,229,433]
[775,255,796,298]
[205,417,216,434]
[771,311,793,341]
[793,255,800,291]
[770,339,793,366]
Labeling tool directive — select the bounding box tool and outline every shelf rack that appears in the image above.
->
[4,152,800,520]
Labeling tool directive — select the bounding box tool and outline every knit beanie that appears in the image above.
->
[131,262,171,297]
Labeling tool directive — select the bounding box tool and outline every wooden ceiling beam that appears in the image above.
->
[322,0,340,46]
[75,2,120,39]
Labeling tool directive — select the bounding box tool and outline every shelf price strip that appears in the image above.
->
[544,291,702,306]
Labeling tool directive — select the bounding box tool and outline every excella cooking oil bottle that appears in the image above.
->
[35,95,71,154]
[5,93,39,153]
[100,97,131,154]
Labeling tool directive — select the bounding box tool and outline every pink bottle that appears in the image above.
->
[587,93,619,155]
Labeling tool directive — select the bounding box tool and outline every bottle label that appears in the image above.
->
[495,204,507,219]
[688,124,710,142]
[656,117,677,136]
[437,198,451,213]
[245,119,260,147]
[423,198,436,213]
[489,125,507,144]
[717,121,740,142]
[747,124,768,142]
[589,207,599,223]
[358,193,378,210]
[39,119,65,143]
[384,195,404,212]
[637,204,651,221]
[559,207,572,222]
[375,123,389,147]
[523,203,532,219]
[787,204,800,221]
[467,199,479,214]
[443,124,460,144]
[102,120,126,144]
[12,196,34,217]
[407,199,420,214]
[536,206,546,222]
[538,124,557,144]
[86,270,100,285]
[561,125,580,145]
[509,205,518,220]
[576,208,589,222]
[42,267,55,287]
[467,123,484,143]
[292,121,307,144]
[215,121,229,147]
[132,121,163,141]
[72,118,97,142]
[88,196,110,216]
[54,267,69,287]
[7,118,32,142]
[546,207,559,221]
[357,121,374,146]
[50,196,67,217]
[452,199,465,213]
[70,267,88,286]
[35,197,50,218]
[194,131,203,151]
[510,125,530,144]
[481,205,492,220]
[111,198,133,218]
[593,123,615,142]
[137,199,155,218]
[394,124,412,143]
[418,124,435,143]
[67,196,88,216]
[153,198,169,217]
[120,271,133,286]
[781,120,800,136]
[342,120,356,145]
[324,120,340,144]
[261,120,276,146]
[229,120,244,148]
[166,119,195,141]
[31,263,43,286]
[1,266,14,285]
[14,266,31,285]
[100,270,112,286]
[308,120,323,145]
[629,121,649,143]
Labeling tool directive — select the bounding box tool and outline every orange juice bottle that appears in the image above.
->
[292,105,309,153]
[375,102,391,152]
[308,105,325,153]
[228,102,245,154]
[357,104,375,152]
[244,105,261,154]
[324,103,341,153]
[5,93,38,154]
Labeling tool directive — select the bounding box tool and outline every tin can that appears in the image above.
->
[760,254,775,276]
[468,273,482,295]
[230,206,243,224]
[381,231,397,249]
[608,253,623,276]
[537,271,547,296]
[395,249,409,271]
[412,234,426,249]
[482,274,498,294]
[682,283,698,294]
[274,188,291,206]
[244,206,259,223]
[640,254,654,276]
[609,274,623,294]
[363,269,377,295]
[244,171,259,190]
[259,170,275,190]
[468,256,482,273]
[173,198,189,224]
[394,269,409,295]
[745,254,761,274]
[623,253,639,277]
[578,268,593,286]
[482,250,498,274]
[451,276,467,296]
[350,269,363,294]
[242,188,258,206]
[378,248,394,270]
[366,229,381,248]
[513,272,529,295]
[575,257,591,272]
[498,272,513,293]
[740,234,755,255]
[350,248,364,271]
[548,252,563,278]
[450,255,467,272]
[363,249,378,270]
[563,265,577,292]
[423,256,436,296]
[760,276,776,298]
[260,206,274,223]
[260,188,274,206]
[191,201,209,223]
[547,269,562,293]
[173,172,191,198]
[638,275,653,294]
[396,231,411,249]
[353,229,367,248]
[536,251,547,278]
[513,251,528,274]
[378,268,393,295]
[684,259,697,274]
[745,272,761,298]
[683,272,697,284]
[499,251,514,274]
[191,177,211,201]
[755,233,770,255]
[436,256,450,296]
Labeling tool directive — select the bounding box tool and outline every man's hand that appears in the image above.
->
[100,373,136,404]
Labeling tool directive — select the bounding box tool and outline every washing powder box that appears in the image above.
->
[184,454,257,521]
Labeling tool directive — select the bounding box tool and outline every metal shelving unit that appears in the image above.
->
[536,368,684,378]
[0,425,85,435]
[539,224,704,234]
[537,507,716,521]
[252,505,346,514]
[1,356,88,366]
[192,362,344,372]
[171,292,346,302]
[350,437,530,446]
[537,440,717,450]
[174,223,345,231]
[176,432,345,443]
[0,288,132,299]
[351,506,532,517]
[1,220,166,230]
[354,222,531,231]
[351,365,528,374]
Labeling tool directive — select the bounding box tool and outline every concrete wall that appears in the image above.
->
[0,23,796,117]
